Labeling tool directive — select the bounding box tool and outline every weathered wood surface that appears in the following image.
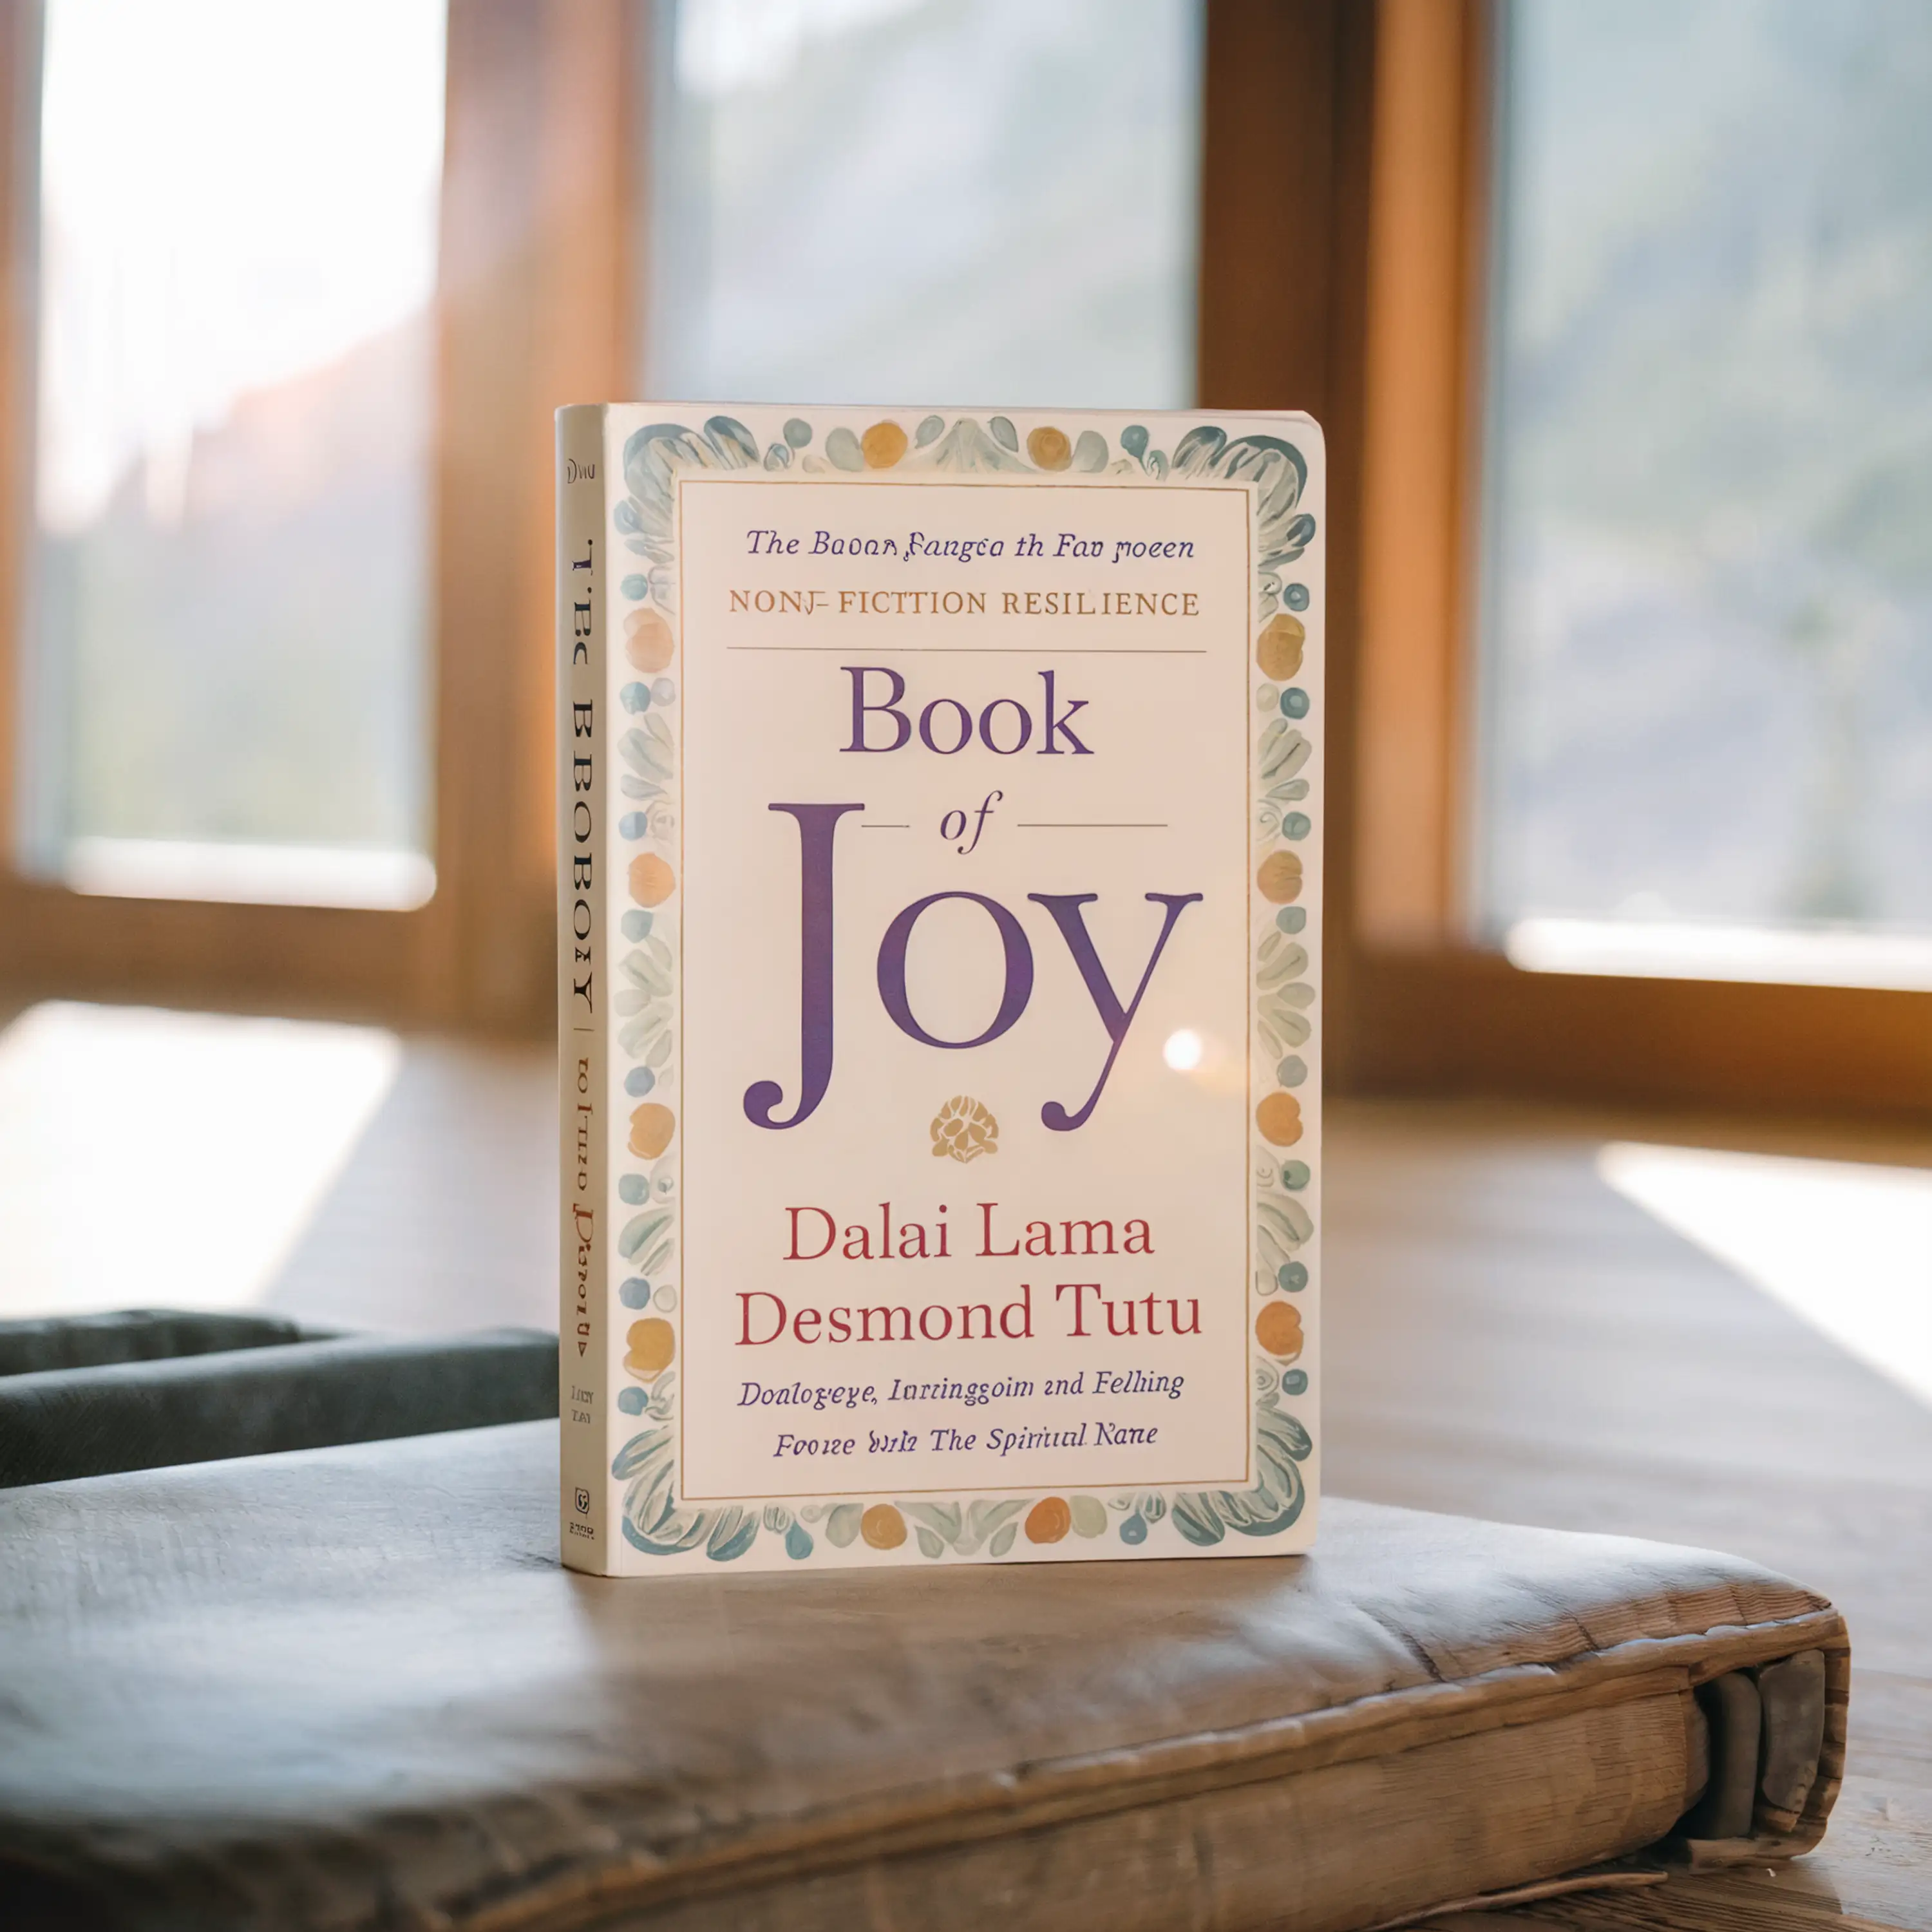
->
[1,1037,1924,1927]
[1,1426,1841,1931]
[1324,1099,1932,1932]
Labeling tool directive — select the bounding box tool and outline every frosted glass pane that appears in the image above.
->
[645,0,1201,408]
[23,0,445,900]
[1478,0,1932,976]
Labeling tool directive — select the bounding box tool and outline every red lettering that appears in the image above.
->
[738,1291,786,1345]
[786,1206,835,1260]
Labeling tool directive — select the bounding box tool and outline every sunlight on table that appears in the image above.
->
[0,1003,398,1320]
[1600,1141,1932,1410]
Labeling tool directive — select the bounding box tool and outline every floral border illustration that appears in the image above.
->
[607,412,1318,1562]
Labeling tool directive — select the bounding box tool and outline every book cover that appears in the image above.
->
[558,406,1321,1574]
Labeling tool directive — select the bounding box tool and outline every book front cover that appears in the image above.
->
[560,406,1320,1573]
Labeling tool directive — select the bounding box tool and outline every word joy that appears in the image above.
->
[743,802,1202,1133]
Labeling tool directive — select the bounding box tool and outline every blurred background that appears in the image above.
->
[0,0,1927,1059]
[0,0,1925,1279]
[0,0,1926,1343]
[0,12,1926,1909]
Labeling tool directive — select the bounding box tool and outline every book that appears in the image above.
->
[557,406,1323,1575]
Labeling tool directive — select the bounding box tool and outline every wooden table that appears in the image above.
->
[1323,1099,1932,1931]
[4,1013,1925,1926]
[263,1066,1932,1928]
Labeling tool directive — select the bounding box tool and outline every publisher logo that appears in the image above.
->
[573,1487,591,1515]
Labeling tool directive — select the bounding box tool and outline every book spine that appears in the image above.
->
[557,404,612,1571]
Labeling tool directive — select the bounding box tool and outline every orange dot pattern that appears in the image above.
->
[861,421,908,468]
[1255,1302,1303,1361]
[1256,1092,1303,1146]
[860,1504,907,1549]
[1025,1496,1072,1544]
[624,608,675,673]
[1256,612,1304,681]
[1253,583,1314,1392]
[1256,851,1303,904]
[629,853,676,907]
[1026,426,1072,471]
[625,1318,676,1376]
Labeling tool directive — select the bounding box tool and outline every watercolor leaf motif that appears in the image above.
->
[611,1434,761,1563]
[647,1370,676,1423]
[967,1497,1028,1550]
[1255,1193,1313,1278]
[618,1206,672,1278]
[615,944,670,1009]
[616,938,674,1061]
[1257,931,1307,985]
[1170,1391,1312,1548]
[706,1508,759,1563]
[612,1426,705,1555]
[1254,931,1314,1059]
[619,714,675,791]
[618,418,761,600]
[902,1500,963,1545]
[896,1496,1029,1558]
[1258,721,1312,784]
[1258,776,1311,840]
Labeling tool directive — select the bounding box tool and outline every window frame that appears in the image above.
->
[1337,0,1932,1119]
[1,0,1925,1112]
[0,0,631,1030]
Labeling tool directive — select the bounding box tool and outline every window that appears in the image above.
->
[1477,0,1932,990]
[6,0,1906,1104]
[19,0,446,909]
[641,0,1202,406]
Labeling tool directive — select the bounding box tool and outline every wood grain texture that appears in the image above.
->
[567,1700,1702,1932]
[0,8,440,1020]
[0,9,632,1034]
[431,0,632,1033]
[2,1039,1916,1927]
[1341,947,1932,1124]
[1320,2,1932,1118]
[1324,1099,1932,1930]
[1437,1857,1913,1932]
[1196,0,1379,1091]
[64,1046,1916,1931]
[0,885,442,1021]
[1198,0,1340,417]
[1354,0,1482,947]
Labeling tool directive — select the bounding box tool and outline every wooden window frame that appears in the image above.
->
[0,0,630,1032]
[1206,0,1930,1121]
[3,0,1926,1111]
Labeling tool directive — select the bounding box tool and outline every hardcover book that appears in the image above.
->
[557,405,1323,1575]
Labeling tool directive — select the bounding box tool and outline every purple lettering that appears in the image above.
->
[1028,891,1203,1129]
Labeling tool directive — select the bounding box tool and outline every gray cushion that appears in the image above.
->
[0,1329,558,1486]
[0,1309,329,1378]
[0,1420,1846,1931]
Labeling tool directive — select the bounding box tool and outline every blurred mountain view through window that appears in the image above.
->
[643,0,1202,409]
[1479,0,1932,987]
[22,0,445,907]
